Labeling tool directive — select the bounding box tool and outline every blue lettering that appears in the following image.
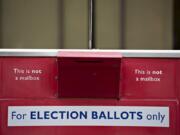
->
[121,112,129,119]
[70,111,78,119]
[92,111,98,119]
[107,111,113,119]
[59,111,66,119]
[37,111,43,119]
[67,111,69,119]
[79,111,87,119]
[137,112,143,120]
[129,111,136,120]
[51,111,58,119]
[12,111,17,120]
[99,111,107,119]
[30,111,36,119]
[44,111,50,119]
[114,112,120,119]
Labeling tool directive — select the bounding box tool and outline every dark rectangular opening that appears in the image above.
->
[58,57,121,98]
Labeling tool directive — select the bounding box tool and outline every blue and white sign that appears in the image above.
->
[8,106,169,127]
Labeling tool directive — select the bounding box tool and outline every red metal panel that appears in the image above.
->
[176,60,180,135]
[0,58,2,96]
[0,59,2,134]
[59,57,121,98]
[0,58,58,98]
[0,52,179,135]
[0,99,177,135]
[121,58,177,99]
[117,99,178,135]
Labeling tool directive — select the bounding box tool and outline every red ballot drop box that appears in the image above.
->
[0,50,179,135]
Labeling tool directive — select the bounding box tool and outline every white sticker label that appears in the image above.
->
[8,106,169,127]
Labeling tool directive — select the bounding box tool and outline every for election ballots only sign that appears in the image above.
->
[8,106,169,127]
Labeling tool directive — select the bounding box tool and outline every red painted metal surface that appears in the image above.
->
[121,58,177,99]
[176,60,180,135]
[0,99,178,135]
[0,58,2,97]
[0,57,58,98]
[0,51,179,135]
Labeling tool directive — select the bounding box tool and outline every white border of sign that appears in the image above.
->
[8,106,169,127]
